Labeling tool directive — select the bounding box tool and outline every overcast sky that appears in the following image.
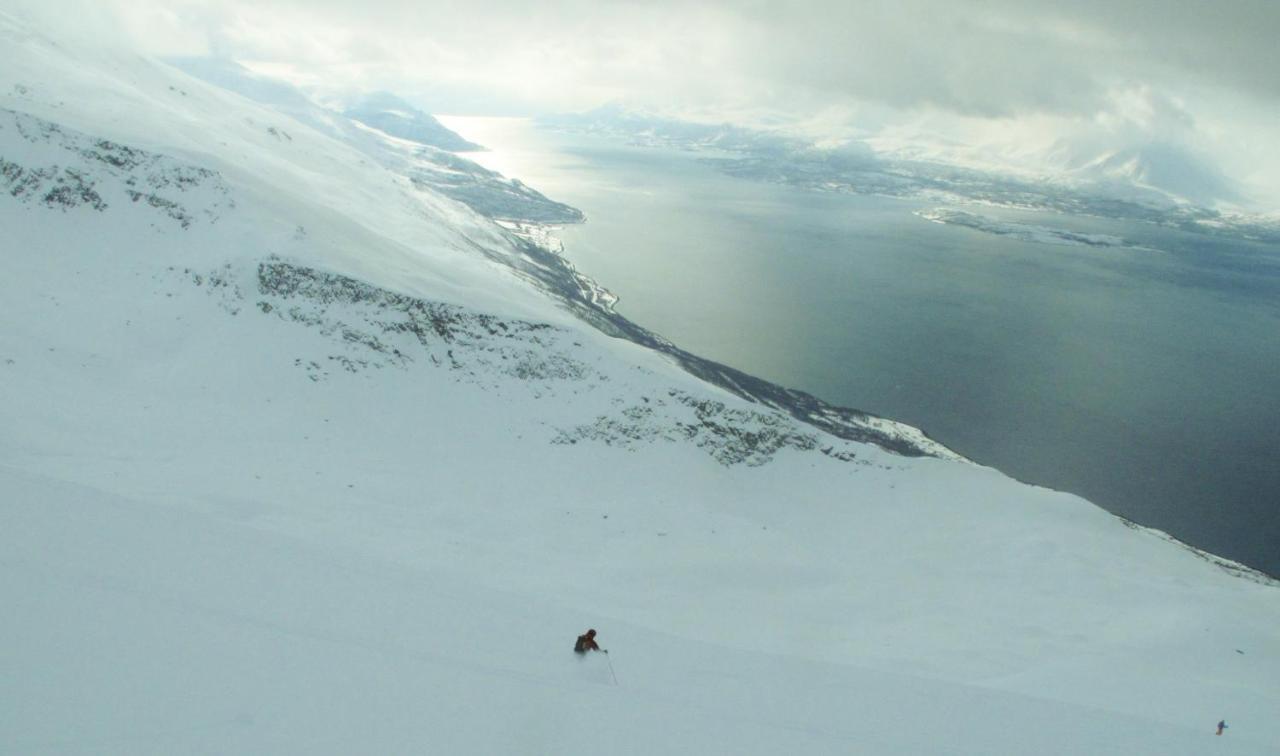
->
[81,1,1280,114]
[12,0,1280,205]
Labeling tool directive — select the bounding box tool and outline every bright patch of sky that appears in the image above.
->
[10,0,1280,208]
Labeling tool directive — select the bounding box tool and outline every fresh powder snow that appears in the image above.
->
[1,9,1278,755]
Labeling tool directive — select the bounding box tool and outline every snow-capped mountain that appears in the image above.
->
[342,91,484,153]
[544,105,1280,242]
[1044,139,1242,208]
[3,10,1279,754]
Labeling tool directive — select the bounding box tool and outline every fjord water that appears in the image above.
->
[445,117,1280,577]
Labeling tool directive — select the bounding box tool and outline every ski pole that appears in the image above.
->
[604,651,618,686]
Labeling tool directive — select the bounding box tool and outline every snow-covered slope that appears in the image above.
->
[343,91,483,152]
[3,11,1279,754]
[1045,139,1242,208]
[165,58,585,226]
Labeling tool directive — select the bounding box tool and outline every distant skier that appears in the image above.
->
[1216,720,1227,736]
[574,628,605,654]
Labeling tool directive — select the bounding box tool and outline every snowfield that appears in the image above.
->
[2,10,1278,754]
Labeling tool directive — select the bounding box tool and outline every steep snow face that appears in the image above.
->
[2,11,1279,755]
[167,58,585,226]
[0,13,563,326]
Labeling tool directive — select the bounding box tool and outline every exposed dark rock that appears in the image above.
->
[252,260,593,386]
[1,108,231,226]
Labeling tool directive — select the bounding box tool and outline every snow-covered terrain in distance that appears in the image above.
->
[539,102,794,155]
[343,91,485,153]
[2,10,1279,754]
[915,208,1159,251]
[542,106,1280,245]
[167,58,585,226]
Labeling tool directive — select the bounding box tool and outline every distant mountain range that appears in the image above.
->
[541,105,1280,244]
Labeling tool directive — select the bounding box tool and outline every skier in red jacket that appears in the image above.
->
[574,628,605,654]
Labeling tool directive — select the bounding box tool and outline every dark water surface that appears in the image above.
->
[447,118,1280,577]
